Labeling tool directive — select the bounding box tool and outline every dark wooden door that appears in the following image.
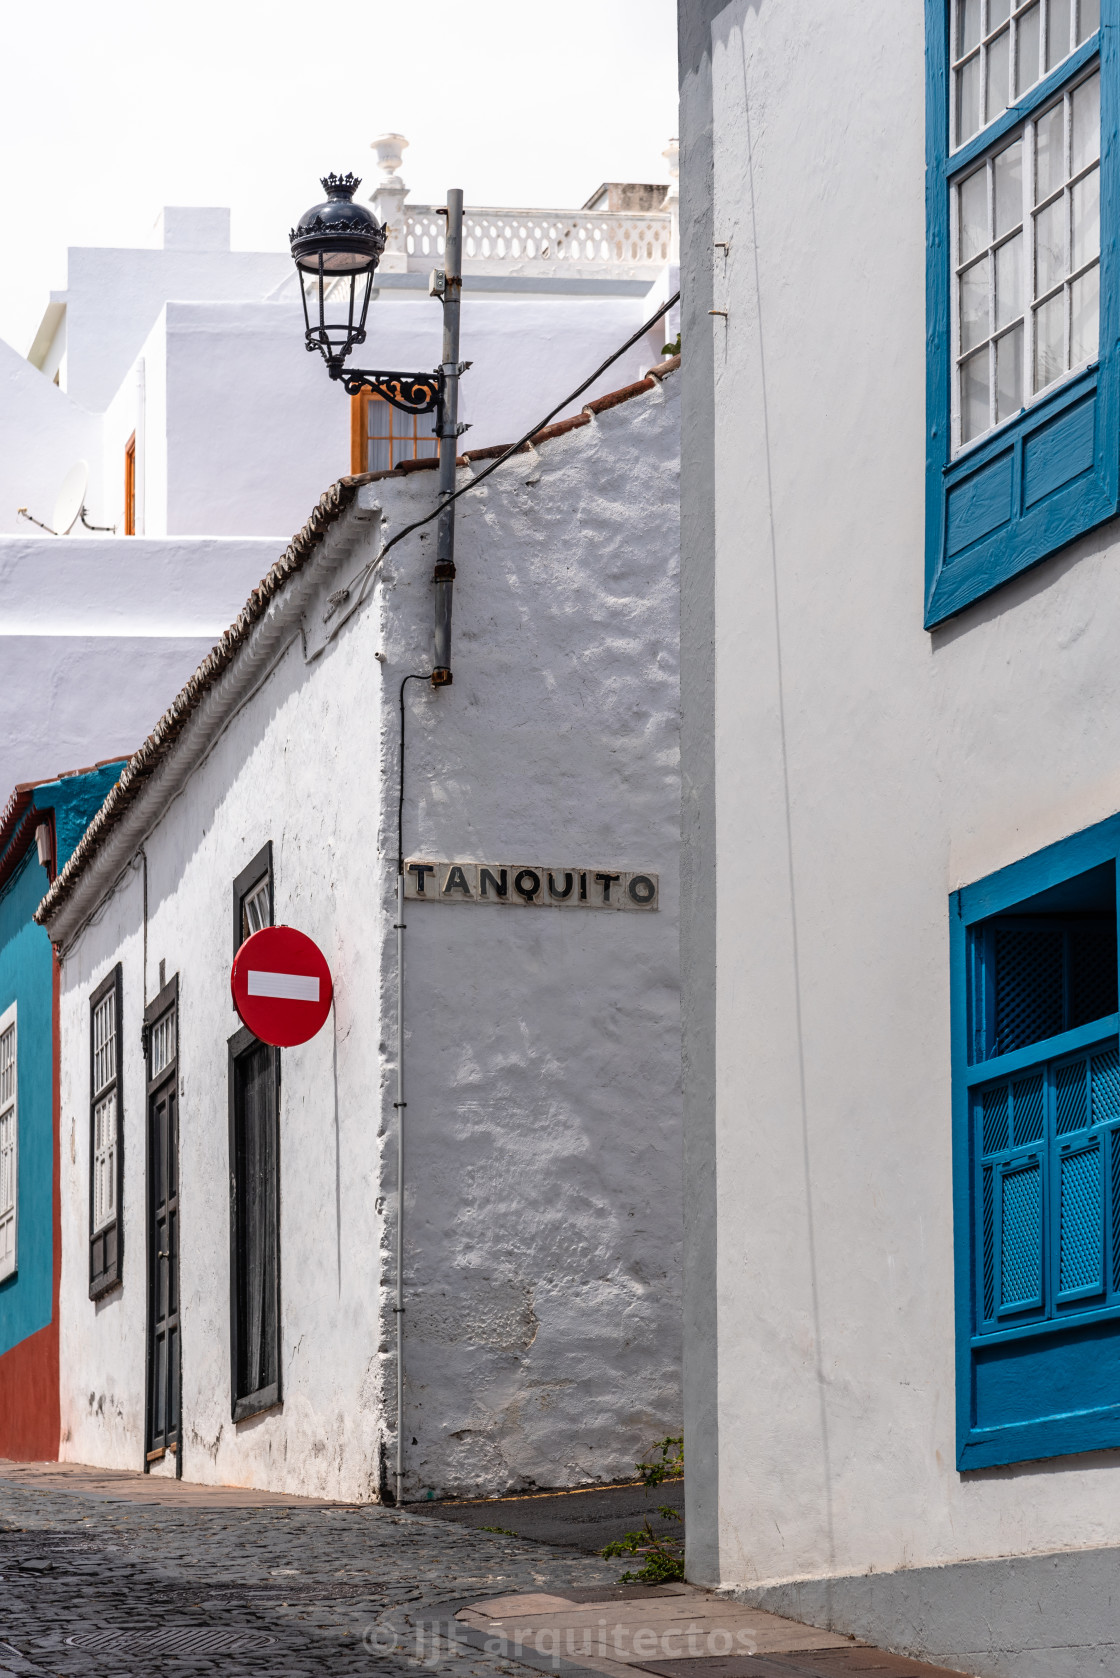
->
[145,993,180,1461]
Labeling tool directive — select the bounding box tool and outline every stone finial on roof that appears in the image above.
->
[369,133,410,273]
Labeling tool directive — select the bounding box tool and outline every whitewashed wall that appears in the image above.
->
[690,0,1120,1597]
[0,535,280,794]
[0,336,99,537]
[57,371,682,1499]
[118,294,668,540]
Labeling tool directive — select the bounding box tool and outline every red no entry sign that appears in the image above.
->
[231,925,333,1047]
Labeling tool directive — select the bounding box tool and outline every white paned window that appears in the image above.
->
[242,879,271,941]
[92,993,117,1234]
[149,1010,175,1080]
[0,1006,17,1282]
[956,68,1099,447]
[952,0,1099,150]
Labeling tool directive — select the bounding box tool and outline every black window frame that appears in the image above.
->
[88,963,124,1299]
[233,842,273,959]
[227,1023,282,1423]
[143,972,181,1467]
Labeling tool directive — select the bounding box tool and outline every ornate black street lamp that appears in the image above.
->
[290,173,443,418]
[290,173,463,686]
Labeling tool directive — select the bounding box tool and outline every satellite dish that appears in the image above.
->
[53,461,89,535]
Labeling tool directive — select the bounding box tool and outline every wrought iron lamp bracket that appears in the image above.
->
[334,366,445,420]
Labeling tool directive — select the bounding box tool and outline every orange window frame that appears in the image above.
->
[124,432,136,536]
[350,389,438,474]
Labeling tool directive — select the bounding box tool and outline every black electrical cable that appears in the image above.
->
[373,288,680,570]
[320,290,682,645]
[398,673,431,875]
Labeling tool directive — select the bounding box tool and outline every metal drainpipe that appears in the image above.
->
[394,868,406,1506]
[432,188,463,686]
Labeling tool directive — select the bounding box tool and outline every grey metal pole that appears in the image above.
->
[394,870,406,1506]
[431,188,462,686]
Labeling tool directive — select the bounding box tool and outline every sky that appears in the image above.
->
[0,0,678,356]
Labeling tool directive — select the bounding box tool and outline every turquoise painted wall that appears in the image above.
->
[0,847,53,1355]
[0,762,125,1359]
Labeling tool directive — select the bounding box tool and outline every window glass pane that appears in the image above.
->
[960,0,983,53]
[1047,0,1072,66]
[990,0,1012,26]
[962,346,991,439]
[93,1091,116,1231]
[0,1025,14,1108]
[961,256,991,350]
[0,1113,12,1218]
[150,1011,175,1079]
[1016,2,1041,95]
[958,54,982,146]
[1078,0,1100,42]
[1034,292,1067,388]
[996,234,1024,327]
[1071,263,1100,364]
[1071,166,1100,269]
[1072,73,1101,175]
[1034,198,1068,294]
[995,324,1024,419]
[1035,103,1066,203]
[960,169,990,261]
[987,27,1012,121]
[993,141,1023,237]
[368,436,392,472]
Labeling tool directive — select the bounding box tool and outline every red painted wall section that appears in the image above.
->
[0,948,61,1461]
[0,1320,59,1458]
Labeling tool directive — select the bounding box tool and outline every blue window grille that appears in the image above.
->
[925,1,1115,626]
[951,824,1120,1468]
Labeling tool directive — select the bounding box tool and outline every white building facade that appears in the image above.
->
[6,134,678,543]
[39,361,682,1502]
[680,1,1120,1673]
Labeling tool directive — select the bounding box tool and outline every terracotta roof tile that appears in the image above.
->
[583,376,656,415]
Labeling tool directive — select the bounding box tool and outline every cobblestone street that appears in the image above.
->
[0,1466,621,1678]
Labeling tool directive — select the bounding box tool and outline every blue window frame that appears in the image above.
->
[951,815,1120,1468]
[925,0,1117,626]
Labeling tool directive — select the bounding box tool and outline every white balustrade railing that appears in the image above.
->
[402,208,672,273]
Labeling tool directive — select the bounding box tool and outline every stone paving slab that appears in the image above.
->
[0,1458,336,1507]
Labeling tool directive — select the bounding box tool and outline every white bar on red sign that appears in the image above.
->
[247,970,320,1002]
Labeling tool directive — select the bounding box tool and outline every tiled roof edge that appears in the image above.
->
[35,474,370,932]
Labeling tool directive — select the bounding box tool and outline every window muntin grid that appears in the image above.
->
[364,394,438,472]
[92,1089,117,1232]
[149,1010,175,1080]
[952,0,1099,150]
[93,992,116,1095]
[955,68,1099,448]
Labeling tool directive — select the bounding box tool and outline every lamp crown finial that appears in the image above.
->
[320,171,362,199]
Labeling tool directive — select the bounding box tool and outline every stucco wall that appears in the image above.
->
[687,0,1120,1603]
[56,372,682,1500]
[0,535,282,794]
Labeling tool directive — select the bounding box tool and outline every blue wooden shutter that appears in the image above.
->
[996,1151,1046,1313]
[925,6,1118,627]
